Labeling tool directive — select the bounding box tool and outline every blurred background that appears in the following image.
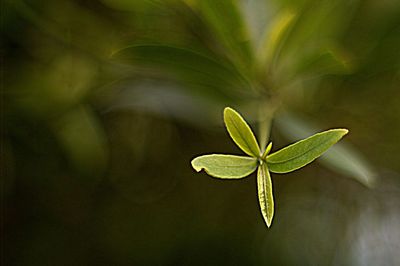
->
[2,0,400,265]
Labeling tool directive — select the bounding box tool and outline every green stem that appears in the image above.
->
[258,102,273,153]
[258,95,281,154]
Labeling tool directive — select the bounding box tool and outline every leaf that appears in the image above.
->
[257,163,274,227]
[257,9,297,70]
[224,107,261,157]
[192,0,254,69]
[320,144,377,187]
[191,154,258,179]
[261,142,273,160]
[294,48,352,76]
[267,129,348,173]
[269,2,358,85]
[51,105,108,177]
[112,44,250,100]
[275,112,376,187]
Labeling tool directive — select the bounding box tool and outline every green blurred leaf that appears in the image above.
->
[269,1,358,85]
[52,105,108,177]
[112,44,250,100]
[267,129,348,173]
[294,48,352,76]
[15,54,96,118]
[191,154,257,179]
[224,107,261,157]
[275,112,377,187]
[258,9,297,70]
[277,47,353,86]
[11,0,121,57]
[100,0,153,11]
[257,163,274,227]
[188,0,254,69]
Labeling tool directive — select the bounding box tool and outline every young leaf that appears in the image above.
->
[224,107,261,157]
[191,154,257,179]
[257,163,274,227]
[267,129,348,173]
[275,112,375,187]
[261,142,273,160]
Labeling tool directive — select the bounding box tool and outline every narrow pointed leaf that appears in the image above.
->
[267,129,348,173]
[261,142,273,160]
[191,154,257,179]
[224,107,261,157]
[257,163,274,227]
[258,9,297,69]
[275,112,376,187]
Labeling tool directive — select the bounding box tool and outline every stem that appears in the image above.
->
[258,102,273,152]
[258,96,281,153]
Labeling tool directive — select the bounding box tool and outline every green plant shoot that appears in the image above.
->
[191,107,348,228]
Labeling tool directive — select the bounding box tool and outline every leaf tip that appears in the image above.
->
[223,107,234,116]
[262,210,273,228]
[335,128,349,139]
[266,219,272,228]
[191,157,202,172]
[265,208,274,228]
[262,142,273,160]
[334,128,349,135]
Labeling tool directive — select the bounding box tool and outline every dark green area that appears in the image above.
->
[2,0,400,265]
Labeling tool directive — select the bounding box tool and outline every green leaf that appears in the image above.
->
[257,9,297,70]
[257,163,274,227]
[224,107,261,157]
[191,154,258,179]
[112,44,250,100]
[192,0,254,69]
[261,142,273,160]
[267,129,348,173]
[294,48,352,76]
[275,112,376,187]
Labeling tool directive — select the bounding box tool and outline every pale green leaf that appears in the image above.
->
[267,129,348,173]
[224,107,261,157]
[275,112,376,187]
[257,163,274,227]
[191,154,257,179]
[261,142,273,160]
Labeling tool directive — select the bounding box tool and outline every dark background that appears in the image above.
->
[2,0,400,265]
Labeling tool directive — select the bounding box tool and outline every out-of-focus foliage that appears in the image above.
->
[2,0,400,265]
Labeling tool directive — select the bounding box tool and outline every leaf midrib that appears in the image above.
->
[267,138,331,165]
[212,163,255,168]
[261,166,269,214]
[228,115,257,157]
